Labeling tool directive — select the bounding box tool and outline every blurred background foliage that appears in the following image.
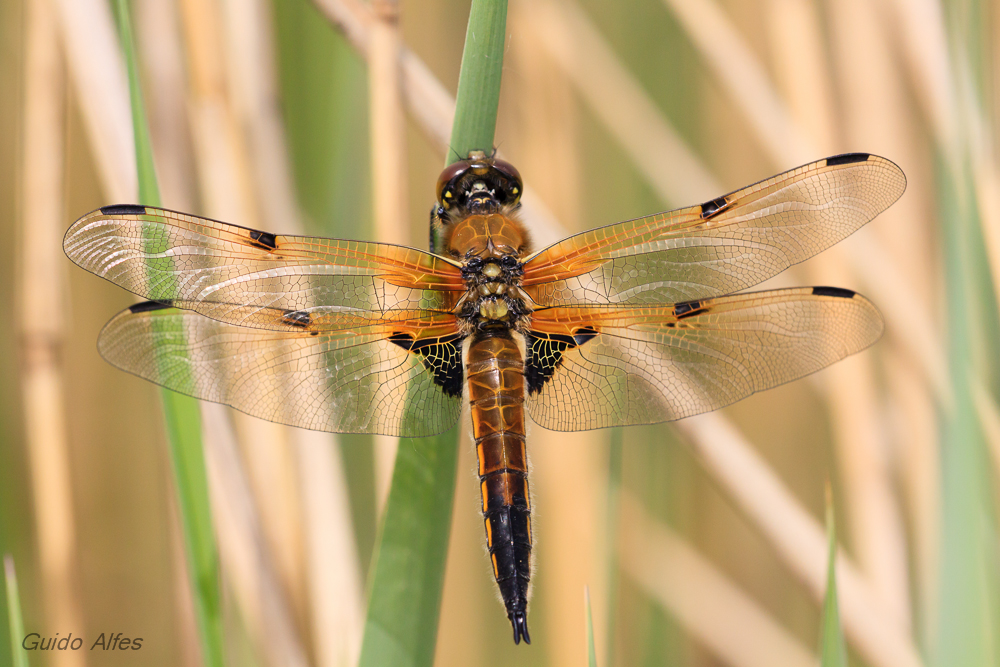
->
[1,0,998,666]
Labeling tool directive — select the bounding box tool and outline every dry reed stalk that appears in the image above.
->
[295,429,364,667]
[619,493,816,667]
[215,0,320,630]
[828,0,958,638]
[764,0,837,152]
[217,0,302,232]
[49,0,134,201]
[768,0,912,633]
[879,0,959,156]
[369,0,407,517]
[201,404,310,667]
[135,0,198,211]
[509,8,606,663]
[827,0,938,301]
[177,0,258,224]
[179,0,284,625]
[178,0,365,659]
[831,6,937,638]
[309,2,923,663]
[678,413,924,667]
[231,416,308,627]
[369,0,407,244]
[531,429,606,667]
[178,0,309,652]
[18,3,86,665]
[50,0,217,661]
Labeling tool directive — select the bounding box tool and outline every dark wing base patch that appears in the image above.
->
[525,327,598,395]
[388,332,465,397]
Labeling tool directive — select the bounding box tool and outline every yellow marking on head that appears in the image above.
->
[483,263,501,278]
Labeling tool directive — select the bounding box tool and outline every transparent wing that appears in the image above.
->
[524,287,883,431]
[100,302,464,437]
[65,205,465,330]
[522,154,905,305]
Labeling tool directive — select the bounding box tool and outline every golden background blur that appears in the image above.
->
[0,0,997,666]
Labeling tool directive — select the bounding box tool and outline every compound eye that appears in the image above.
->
[436,160,472,204]
[501,254,518,269]
[491,159,523,203]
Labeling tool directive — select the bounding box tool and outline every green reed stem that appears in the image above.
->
[447,0,508,164]
[586,586,598,667]
[358,2,507,665]
[934,155,995,667]
[819,494,847,667]
[113,2,224,665]
[4,556,27,667]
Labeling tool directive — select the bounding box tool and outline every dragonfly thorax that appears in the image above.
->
[457,247,531,330]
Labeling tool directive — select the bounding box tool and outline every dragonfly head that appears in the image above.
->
[435,151,522,218]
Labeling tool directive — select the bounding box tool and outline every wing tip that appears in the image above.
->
[825,152,907,198]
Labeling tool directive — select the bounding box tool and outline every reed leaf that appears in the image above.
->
[447,0,507,163]
[820,496,848,667]
[112,2,224,665]
[3,556,27,667]
[935,155,996,667]
[586,586,598,667]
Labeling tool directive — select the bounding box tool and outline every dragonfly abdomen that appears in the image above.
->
[467,330,532,645]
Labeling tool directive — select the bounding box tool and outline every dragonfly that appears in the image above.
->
[64,151,905,645]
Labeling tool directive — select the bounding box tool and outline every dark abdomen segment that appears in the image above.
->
[467,331,532,644]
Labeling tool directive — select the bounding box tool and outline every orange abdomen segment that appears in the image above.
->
[467,331,532,643]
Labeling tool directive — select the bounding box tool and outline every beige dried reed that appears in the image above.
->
[369,0,406,516]
[18,2,86,665]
